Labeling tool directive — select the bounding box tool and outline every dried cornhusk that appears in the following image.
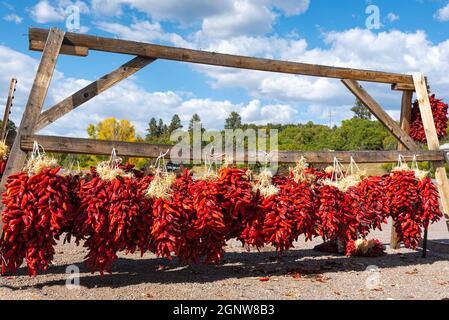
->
[0,141,9,160]
[252,169,279,198]
[96,161,134,181]
[392,164,410,172]
[353,239,378,255]
[146,171,176,200]
[413,169,429,181]
[290,157,316,183]
[24,155,58,176]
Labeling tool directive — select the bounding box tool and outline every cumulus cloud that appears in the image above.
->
[29,0,90,24]
[3,14,23,24]
[0,45,298,137]
[29,0,65,23]
[435,3,449,22]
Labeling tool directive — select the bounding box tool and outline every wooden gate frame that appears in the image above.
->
[1,27,448,246]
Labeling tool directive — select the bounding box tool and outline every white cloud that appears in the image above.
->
[3,14,22,24]
[240,100,298,125]
[435,3,449,22]
[201,1,275,38]
[95,20,188,46]
[29,0,90,24]
[29,0,65,23]
[386,12,400,22]
[269,0,310,16]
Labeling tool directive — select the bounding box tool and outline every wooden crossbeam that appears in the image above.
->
[35,56,155,131]
[341,79,418,151]
[30,40,89,57]
[21,135,445,163]
[0,28,65,234]
[413,73,449,232]
[29,28,414,86]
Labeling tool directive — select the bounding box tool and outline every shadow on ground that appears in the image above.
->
[2,247,446,290]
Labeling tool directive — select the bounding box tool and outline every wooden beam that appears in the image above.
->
[1,78,17,141]
[29,28,414,86]
[21,135,445,163]
[391,90,414,249]
[35,56,155,131]
[413,73,449,233]
[341,79,418,151]
[0,28,65,199]
[30,40,89,57]
[391,83,415,91]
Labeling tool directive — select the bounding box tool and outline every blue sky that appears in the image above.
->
[0,0,449,138]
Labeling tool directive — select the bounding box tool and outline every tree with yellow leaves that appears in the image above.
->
[82,118,146,168]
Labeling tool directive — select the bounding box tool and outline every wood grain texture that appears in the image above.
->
[35,56,155,131]
[1,78,17,141]
[30,40,89,57]
[29,28,414,85]
[413,73,449,233]
[341,79,418,151]
[21,135,445,163]
[0,28,65,233]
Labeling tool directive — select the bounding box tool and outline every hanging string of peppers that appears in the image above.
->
[0,147,444,276]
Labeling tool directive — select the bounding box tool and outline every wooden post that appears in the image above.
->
[0,28,65,234]
[1,78,17,141]
[390,90,413,249]
[413,73,449,232]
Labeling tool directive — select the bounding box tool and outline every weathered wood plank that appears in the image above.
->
[1,78,17,141]
[21,135,445,163]
[391,90,414,249]
[413,73,449,232]
[35,56,155,131]
[0,28,65,233]
[30,40,89,57]
[29,28,414,85]
[391,83,415,91]
[341,79,418,151]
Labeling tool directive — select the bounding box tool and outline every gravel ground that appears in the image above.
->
[1,231,449,300]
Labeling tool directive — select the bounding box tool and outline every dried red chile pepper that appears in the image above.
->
[384,170,421,249]
[79,168,152,274]
[0,167,73,275]
[410,94,448,143]
[150,170,196,261]
[417,177,443,229]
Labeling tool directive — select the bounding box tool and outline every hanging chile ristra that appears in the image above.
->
[0,148,74,276]
[79,159,152,274]
[410,94,448,143]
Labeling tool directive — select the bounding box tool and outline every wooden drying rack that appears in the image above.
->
[1,27,448,248]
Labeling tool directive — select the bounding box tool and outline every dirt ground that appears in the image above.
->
[1,228,449,300]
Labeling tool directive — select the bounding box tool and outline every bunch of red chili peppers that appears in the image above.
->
[410,94,448,143]
[0,163,444,276]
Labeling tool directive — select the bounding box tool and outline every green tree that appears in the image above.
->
[333,118,388,151]
[146,117,159,140]
[189,113,202,132]
[158,118,167,136]
[351,99,372,120]
[225,111,242,129]
[168,114,183,133]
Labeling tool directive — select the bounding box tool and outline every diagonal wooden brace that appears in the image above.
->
[35,56,156,131]
[341,79,418,150]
